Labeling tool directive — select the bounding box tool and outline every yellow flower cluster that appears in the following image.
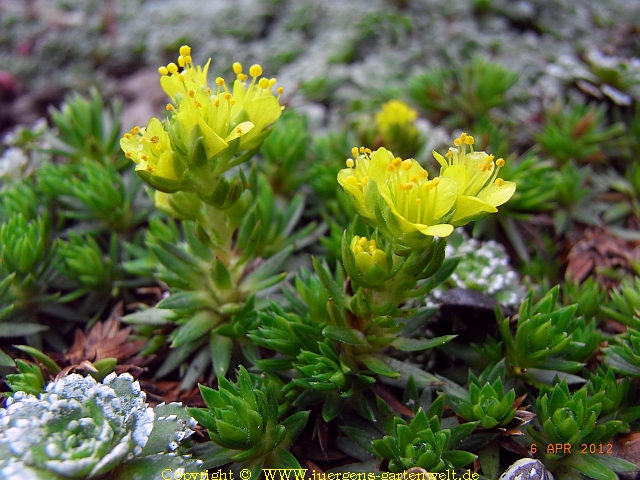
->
[433,132,516,226]
[120,45,284,192]
[338,147,457,238]
[374,100,421,158]
[375,100,418,134]
[338,134,516,240]
[121,120,177,183]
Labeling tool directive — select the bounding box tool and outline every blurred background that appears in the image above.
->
[1,0,639,139]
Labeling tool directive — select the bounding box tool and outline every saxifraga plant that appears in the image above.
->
[0,373,202,479]
[120,46,316,388]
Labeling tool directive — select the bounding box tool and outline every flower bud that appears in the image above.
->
[351,236,387,273]
[342,233,394,288]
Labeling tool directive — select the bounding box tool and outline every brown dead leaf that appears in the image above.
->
[564,227,640,288]
[612,432,640,479]
[372,382,415,417]
[48,302,146,379]
[140,379,207,408]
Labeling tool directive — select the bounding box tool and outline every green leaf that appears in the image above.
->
[478,443,500,480]
[392,335,456,351]
[187,123,209,167]
[359,355,400,378]
[196,384,220,410]
[189,442,235,470]
[592,454,637,473]
[449,421,480,449]
[141,403,194,456]
[111,452,204,480]
[0,323,48,338]
[217,420,250,446]
[13,345,61,374]
[281,411,310,448]
[245,459,266,480]
[441,450,477,468]
[432,256,460,285]
[149,244,197,281]
[211,334,233,378]
[323,391,345,422]
[0,272,15,297]
[0,304,14,322]
[322,326,367,345]
[383,358,446,389]
[567,453,619,480]
[211,258,233,291]
[340,426,380,456]
[264,445,303,470]
[122,308,174,326]
[136,169,181,193]
[402,238,437,277]
[181,347,211,392]
[604,351,640,376]
[171,312,216,347]
[157,291,211,311]
[525,368,587,386]
[312,257,346,308]
[244,271,287,292]
[92,358,117,380]
[0,348,15,367]
[418,238,446,279]
[241,246,293,287]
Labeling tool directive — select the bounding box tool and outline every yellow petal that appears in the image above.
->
[477,180,516,207]
[198,117,229,158]
[432,176,458,219]
[155,150,179,180]
[239,96,282,149]
[367,147,394,183]
[201,59,211,85]
[338,174,372,220]
[377,181,454,237]
[225,121,254,142]
[154,190,171,210]
[416,223,454,237]
[146,117,166,137]
[355,251,374,271]
[245,96,281,127]
[120,136,139,163]
[450,195,497,226]
[160,75,184,103]
[176,112,228,159]
[232,79,247,105]
[432,150,448,168]
[441,164,467,193]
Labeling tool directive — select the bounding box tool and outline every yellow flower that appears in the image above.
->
[120,118,182,192]
[433,132,516,226]
[158,46,283,159]
[375,100,421,159]
[337,147,377,222]
[338,147,457,239]
[375,100,418,133]
[121,46,285,195]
